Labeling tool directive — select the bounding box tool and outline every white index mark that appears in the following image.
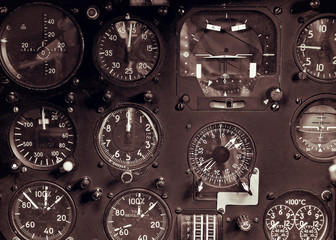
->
[249,62,257,78]
[196,64,202,79]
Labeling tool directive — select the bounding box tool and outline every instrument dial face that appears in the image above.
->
[179,9,277,97]
[104,189,171,240]
[95,104,162,170]
[294,14,336,82]
[0,3,84,89]
[291,95,336,162]
[9,181,76,240]
[188,122,256,188]
[9,104,76,170]
[263,190,331,240]
[93,16,161,86]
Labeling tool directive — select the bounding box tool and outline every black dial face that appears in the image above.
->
[9,104,76,170]
[179,9,277,97]
[104,189,171,240]
[9,181,76,240]
[95,105,162,170]
[188,122,256,188]
[294,14,336,82]
[93,15,161,86]
[291,95,336,162]
[263,190,331,240]
[0,3,84,89]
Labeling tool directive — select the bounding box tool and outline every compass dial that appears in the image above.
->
[188,122,256,188]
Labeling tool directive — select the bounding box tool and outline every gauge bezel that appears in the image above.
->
[0,2,84,90]
[94,103,163,171]
[293,13,336,83]
[103,188,172,240]
[187,121,257,188]
[290,94,336,162]
[8,102,77,170]
[263,189,332,240]
[92,14,163,87]
[8,181,77,240]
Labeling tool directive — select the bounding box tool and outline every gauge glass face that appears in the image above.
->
[9,181,76,240]
[9,104,76,170]
[291,96,336,162]
[294,15,336,82]
[94,17,161,86]
[179,9,277,97]
[0,3,84,89]
[188,122,256,188]
[263,190,331,240]
[96,105,162,170]
[104,189,171,240]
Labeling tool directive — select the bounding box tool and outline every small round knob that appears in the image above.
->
[237,214,252,232]
[92,188,103,201]
[62,160,75,172]
[144,91,154,103]
[329,161,336,182]
[266,87,283,102]
[156,177,165,189]
[80,177,91,189]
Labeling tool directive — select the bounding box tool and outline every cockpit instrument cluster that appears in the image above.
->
[0,0,335,239]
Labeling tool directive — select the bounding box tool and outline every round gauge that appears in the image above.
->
[265,205,295,231]
[93,14,162,87]
[271,225,289,240]
[263,190,331,240]
[9,181,76,240]
[188,122,256,188]
[179,9,278,97]
[291,94,336,162]
[9,104,76,170]
[95,104,163,170]
[104,188,171,240]
[294,14,336,83]
[0,3,84,89]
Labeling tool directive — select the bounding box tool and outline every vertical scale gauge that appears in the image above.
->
[9,104,77,170]
[94,104,163,181]
[0,3,84,89]
[103,188,171,240]
[93,14,162,87]
[188,121,256,196]
[9,181,76,240]
[294,14,336,82]
[291,94,336,162]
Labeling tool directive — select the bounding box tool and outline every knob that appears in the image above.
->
[237,214,252,232]
[156,177,165,189]
[121,171,133,183]
[62,160,75,172]
[144,91,154,103]
[92,188,103,201]
[329,160,336,182]
[266,87,283,102]
[80,177,91,189]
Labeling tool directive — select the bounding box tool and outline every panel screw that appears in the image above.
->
[294,153,301,160]
[65,92,75,104]
[295,98,302,104]
[186,124,192,130]
[11,185,18,191]
[175,207,182,214]
[67,107,74,113]
[72,77,80,86]
[153,108,159,114]
[98,161,104,168]
[103,91,113,102]
[176,102,184,111]
[226,217,231,222]
[161,192,168,199]
[152,161,159,168]
[104,2,113,12]
[310,0,320,9]
[253,217,259,223]
[97,107,104,114]
[266,192,275,200]
[107,192,114,198]
[178,6,185,15]
[273,7,282,15]
[270,102,280,111]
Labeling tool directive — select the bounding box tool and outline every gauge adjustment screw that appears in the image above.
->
[92,188,103,201]
[144,91,154,103]
[321,190,332,202]
[65,92,75,104]
[121,171,133,183]
[80,177,91,189]
[156,177,165,189]
[6,92,19,104]
[86,5,100,20]
[236,214,252,232]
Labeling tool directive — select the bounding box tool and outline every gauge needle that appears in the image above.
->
[44,186,48,208]
[195,53,253,59]
[127,23,133,52]
[297,44,321,50]
[126,108,132,132]
[114,224,132,232]
[270,221,280,230]
[141,201,158,218]
[23,192,39,209]
[39,106,49,130]
[298,222,308,230]
[46,195,63,211]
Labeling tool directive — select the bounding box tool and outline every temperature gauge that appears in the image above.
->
[0,3,84,89]
[263,190,331,240]
[9,181,76,240]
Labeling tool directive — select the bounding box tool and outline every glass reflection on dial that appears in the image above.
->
[0,3,84,89]
[291,95,336,162]
[104,188,171,240]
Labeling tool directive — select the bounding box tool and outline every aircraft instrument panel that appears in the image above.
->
[0,0,335,239]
